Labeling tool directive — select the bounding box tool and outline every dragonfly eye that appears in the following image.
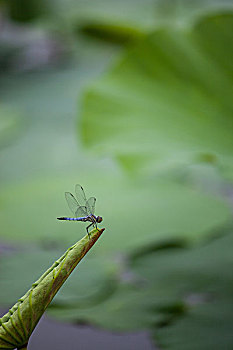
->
[96,216,103,223]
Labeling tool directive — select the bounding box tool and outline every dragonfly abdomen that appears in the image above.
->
[57,217,89,222]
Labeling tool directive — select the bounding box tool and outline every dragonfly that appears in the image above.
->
[57,184,103,237]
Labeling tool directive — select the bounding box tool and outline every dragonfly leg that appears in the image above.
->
[94,222,100,232]
[86,223,94,239]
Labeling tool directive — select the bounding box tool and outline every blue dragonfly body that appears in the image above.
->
[57,184,103,236]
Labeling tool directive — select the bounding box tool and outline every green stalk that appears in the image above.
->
[0,228,105,349]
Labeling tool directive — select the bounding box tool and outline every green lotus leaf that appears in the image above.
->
[81,13,233,178]
[50,0,233,42]
[155,298,233,350]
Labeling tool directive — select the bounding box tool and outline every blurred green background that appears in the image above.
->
[0,1,233,349]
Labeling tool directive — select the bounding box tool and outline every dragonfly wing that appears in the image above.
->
[86,197,96,215]
[75,206,88,218]
[65,192,79,214]
[75,184,87,207]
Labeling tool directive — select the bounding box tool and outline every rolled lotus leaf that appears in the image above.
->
[0,228,105,349]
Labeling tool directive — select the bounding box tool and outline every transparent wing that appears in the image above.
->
[75,184,95,215]
[86,197,96,215]
[65,192,79,214]
[75,184,87,207]
[75,206,88,218]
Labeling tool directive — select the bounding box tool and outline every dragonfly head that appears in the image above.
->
[96,216,103,223]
